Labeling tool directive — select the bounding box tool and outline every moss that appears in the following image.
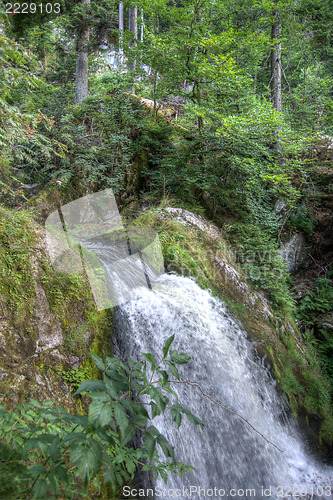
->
[0,207,38,325]
[0,205,113,409]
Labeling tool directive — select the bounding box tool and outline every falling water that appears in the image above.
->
[113,274,333,499]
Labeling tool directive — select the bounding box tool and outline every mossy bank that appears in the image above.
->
[0,206,112,409]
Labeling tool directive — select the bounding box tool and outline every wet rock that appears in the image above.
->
[159,207,222,240]
[278,233,309,273]
[34,284,63,353]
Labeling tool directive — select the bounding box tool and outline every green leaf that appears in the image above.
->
[88,400,113,428]
[121,421,136,446]
[160,469,168,483]
[158,369,169,386]
[103,464,116,485]
[170,405,182,428]
[142,353,157,370]
[167,361,180,380]
[170,350,191,365]
[32,478,48,499]
[88,391,112,403]
[163,334,175,358]
[74,379,105,396]
[156,434,175,461]
[148,386,169,412]
[91,354,106,371]
[63,432,86,444]
[182,408,204,430]
[150,402,161,419]
[49,438,61,461]
[70,438,102,486]
[104,377,119,399]
[132,404,149,427]
[52,464,69,484]
[126,459,136,475]
[146,425,160,437]
[145,431,156,459]
[113,404,129,436]
[28,464,47,475]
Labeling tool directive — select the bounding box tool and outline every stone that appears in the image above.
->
[278,233,309,274]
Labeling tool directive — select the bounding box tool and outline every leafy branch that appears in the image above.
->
[0,335,202,498]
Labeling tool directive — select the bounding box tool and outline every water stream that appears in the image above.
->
[113,274,333,499]
[77,231,333,500]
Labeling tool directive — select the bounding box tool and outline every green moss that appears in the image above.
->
[0,207,38,325]
[0,205,113,410]
[281,367,304,393]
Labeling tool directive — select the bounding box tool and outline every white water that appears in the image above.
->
[113,274,333,500]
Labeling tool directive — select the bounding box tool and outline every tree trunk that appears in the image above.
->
[75,0,90,104]
[118,1,124,66]
[140,9,144,43]
[270,7,282,113]
[129,6,138,71]
[129,6,138,38]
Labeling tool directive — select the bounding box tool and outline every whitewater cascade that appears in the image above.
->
[113,274,333,500]
[78,231,333,500]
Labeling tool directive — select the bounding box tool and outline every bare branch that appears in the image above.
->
[165,379,284,453]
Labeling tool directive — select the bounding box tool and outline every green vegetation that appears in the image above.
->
[0,338,201,499]
[298,271,333,383]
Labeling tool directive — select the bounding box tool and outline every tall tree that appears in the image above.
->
[118,1,124,65]
[75,0,91,104]
[270,2,282,112]
[129,5,138,71]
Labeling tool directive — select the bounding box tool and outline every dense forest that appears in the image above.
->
[0,0,333,498]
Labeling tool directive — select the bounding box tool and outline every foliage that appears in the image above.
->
[298,277,333,328]
[0,207,37,319]
[277,331,333,445]
[297,271,333,384]
[0,336,202,498]
[0,32,64,205]
[230,223,295,313]
[15,73,152,195]
[287,204,315,237]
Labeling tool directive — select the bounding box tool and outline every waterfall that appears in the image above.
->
[113,274,333,499]
[77,227,332,500]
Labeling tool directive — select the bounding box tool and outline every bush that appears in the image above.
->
[0,336,202,499]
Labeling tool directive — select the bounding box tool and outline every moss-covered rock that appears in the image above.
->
[0,206,111,408]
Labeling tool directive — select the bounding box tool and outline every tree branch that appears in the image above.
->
[164,379,284,453]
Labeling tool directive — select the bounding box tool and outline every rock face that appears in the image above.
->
[34,284,64,353]
[0,229,67,404]
[0,209,107,406]
[278,233,309,273]
[160,207,222,240]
